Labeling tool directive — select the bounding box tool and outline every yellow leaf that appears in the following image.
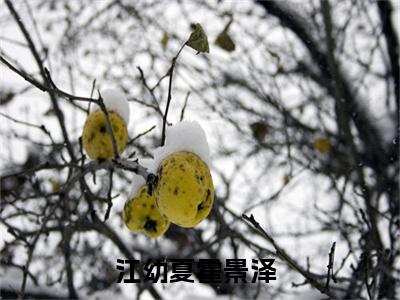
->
[160,32,169,49]
[283,174,290,185]
[50,180,61,192]
[186,23,209,53]
[313,137,331,154]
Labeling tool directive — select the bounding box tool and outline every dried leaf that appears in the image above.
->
[250,122,268,142]
[160,32,169,49]
[186,23,209,53]
[283,174,290,185]
[313,137,331,154]
[215,30,235,52]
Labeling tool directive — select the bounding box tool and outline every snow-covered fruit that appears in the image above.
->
[155,151,214,228]
[82,110,128,159]
[123,185,170,238]
[82,88,130,160]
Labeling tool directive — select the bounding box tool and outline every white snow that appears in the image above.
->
[128,158,154,198]
[148,121,211,174]
[128,174,146,199]
[90,88,130,125]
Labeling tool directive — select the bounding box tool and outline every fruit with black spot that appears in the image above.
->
[82,110,128,160]
[155,151,214,228]
[123,185,170,238]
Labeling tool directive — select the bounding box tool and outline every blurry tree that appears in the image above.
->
[0,0,398,299]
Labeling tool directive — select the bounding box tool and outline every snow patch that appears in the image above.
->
[127,122,211,200]
[90,88,130,125]
[149,121,211,173]
[128,158,154,198]
[128,174,146,200]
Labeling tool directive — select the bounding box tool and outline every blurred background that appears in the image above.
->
[0,0,399,299]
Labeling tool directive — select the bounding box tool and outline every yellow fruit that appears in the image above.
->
[313,137,331,154]
[123,185,170,238]
[155,151,214,228]
[82,110,128,160]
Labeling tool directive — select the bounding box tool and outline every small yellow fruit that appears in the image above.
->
[82,110,128,160]
[123,185,170,238]
[155,151,214,228]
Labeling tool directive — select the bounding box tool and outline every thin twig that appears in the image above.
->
[0,112,54,143]
[128,125,156,145]
[136,66,163,116]
[161,43,186,146]
[104,169,114,222]
[242,213,337,298]
[324,241,336,292]
[180,91,190,121]
[97,91,119,159]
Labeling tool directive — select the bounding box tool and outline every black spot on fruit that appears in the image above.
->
[197,202,204,211]
[144,218,157,232]
[142,203,147,208]
[173,187,179,195]
[100,125,107,133]
[205,189,211,202]
[197,189,211,212]
[151,204,155,209]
